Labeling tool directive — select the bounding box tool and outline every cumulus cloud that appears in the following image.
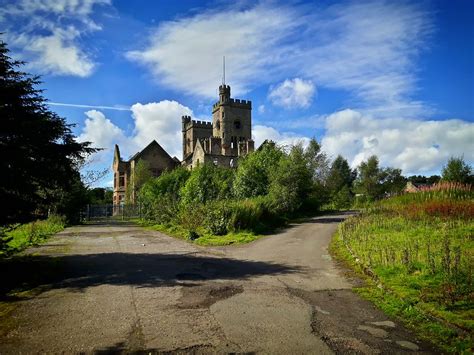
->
[78,100,193,163]
[268,78,315,109]
[1,0,110,76]
[131,101,193,158]
[78,110,127,148]
[127,2,432,115]
[321,109,474,175]
[253,125,310,149]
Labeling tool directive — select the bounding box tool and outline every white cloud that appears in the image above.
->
[78,110,127,149]
[127,3,298,98]
[127,2,432,115]
[321,109,474,175]
[253,125,310,150]
[131,101,193,159]
[1,0,110,76]
[258,105,265,114]
[268,78,315,109]
[78,100,193,164]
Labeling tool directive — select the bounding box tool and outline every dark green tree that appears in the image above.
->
[327,155,355,208]
[355,155,406,200]
[379,167,406,195]
[355,155,382,201]
[441,156,473,184]
[327,155,354,192]
[0,39,95,224]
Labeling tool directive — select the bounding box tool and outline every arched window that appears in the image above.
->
[234,120,241,129]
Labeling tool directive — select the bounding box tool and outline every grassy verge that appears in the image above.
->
[140,221,263,246]
[1,215,66,256]
[330,187,473,353]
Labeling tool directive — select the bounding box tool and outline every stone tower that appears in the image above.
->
[212,84,252,156]
[181,83,254,168]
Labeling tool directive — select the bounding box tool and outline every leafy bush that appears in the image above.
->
[204,201,232,235]
[180,164,234,205]
[227,197,266,232]
[177,204,205,240]
[139,167,190,222]
[233,142,283,199]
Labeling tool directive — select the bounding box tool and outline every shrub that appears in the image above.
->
[139,167,190,222]
[177,204,205,240]
[204,201,232,235]
[233,142,284,199]
[180,164,234,206]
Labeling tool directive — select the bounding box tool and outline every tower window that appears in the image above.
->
[216,120,221,130]
[234,120,241,129]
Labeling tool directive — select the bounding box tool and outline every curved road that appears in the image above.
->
[0,214,437,353]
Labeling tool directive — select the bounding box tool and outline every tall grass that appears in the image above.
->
[1,215,66,255]
[338,183,473,351]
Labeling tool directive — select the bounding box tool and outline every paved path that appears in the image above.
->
[0,214,438,354]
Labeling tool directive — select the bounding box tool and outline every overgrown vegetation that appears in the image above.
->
[0,215,66,256]
[139,140,332,244]
[333,182,473,352]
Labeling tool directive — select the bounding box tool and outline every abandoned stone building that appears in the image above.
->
[112,141,179,205]
[181,84,254,168]
[112,83,254,204]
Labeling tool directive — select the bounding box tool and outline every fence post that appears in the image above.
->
[121,205,124,221]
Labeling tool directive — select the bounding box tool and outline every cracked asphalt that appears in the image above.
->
[0,213,439,354]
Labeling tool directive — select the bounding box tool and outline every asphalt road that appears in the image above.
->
[0,214,438,354]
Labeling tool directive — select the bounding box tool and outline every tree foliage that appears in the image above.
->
[233,141,283,199]
[180,164,235,205]
[355,155,406,201]
[0,39,96,224]
[327,155,355,208]
[139,167,190,222]
[441,157,473,184]
[268,143,313,213]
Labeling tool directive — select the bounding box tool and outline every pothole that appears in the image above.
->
[178,284,244,309]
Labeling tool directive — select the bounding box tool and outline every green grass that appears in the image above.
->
[141,221,263,246]
[330,187,474,353]
[1,215,66,256]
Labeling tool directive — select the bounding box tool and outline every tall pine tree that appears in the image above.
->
[0,39,96,224]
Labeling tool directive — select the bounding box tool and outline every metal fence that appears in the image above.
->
[81,204,141,221]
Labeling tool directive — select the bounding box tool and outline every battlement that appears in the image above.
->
[185,119,213,130]
[212,98,252,111]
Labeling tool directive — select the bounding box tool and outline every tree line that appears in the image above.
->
[135,138,472,238]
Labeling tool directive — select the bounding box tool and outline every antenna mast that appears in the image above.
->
[223,56,225,85]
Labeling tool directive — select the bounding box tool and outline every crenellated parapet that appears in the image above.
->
[212,98,252,112]
[182,117,213,131]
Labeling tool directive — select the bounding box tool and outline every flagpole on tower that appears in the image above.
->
[223,56,225,85]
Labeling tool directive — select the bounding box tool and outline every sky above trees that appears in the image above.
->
[1,0,473,186]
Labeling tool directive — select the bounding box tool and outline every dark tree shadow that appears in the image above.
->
[0,252,302,299]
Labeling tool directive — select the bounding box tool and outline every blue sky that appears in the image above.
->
[2,0,473,186]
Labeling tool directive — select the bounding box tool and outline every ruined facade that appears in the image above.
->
[181,84,254,168]
[112,141,179,205]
